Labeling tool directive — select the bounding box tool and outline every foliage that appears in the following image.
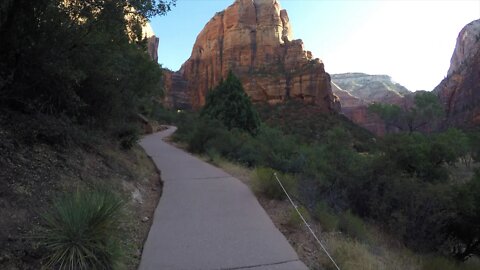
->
[252,167,296,200]
[257,100,376,150]
[0,0,173,133]
[328,237,385,270]
[313,202,339,232]
[201,71,261,134]
[449,171,480,261]
[286,206,310,229]
[422,256,480,270]
[116,124,141,150]
[338,211,370,242]
[368,92,444,133]
[173,102,480,262]
[368,102,403,132]
[39,190,125,270]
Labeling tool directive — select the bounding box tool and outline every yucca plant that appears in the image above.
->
[39,189,125,270]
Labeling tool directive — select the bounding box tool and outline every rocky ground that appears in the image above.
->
[0,110,162,269]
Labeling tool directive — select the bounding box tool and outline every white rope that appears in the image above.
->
[273,172,341,270]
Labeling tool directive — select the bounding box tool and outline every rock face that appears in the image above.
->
[164,0,339,112]
[332,82,385,135]
[146,35,159,62]
[142,22,159,62]
[331,73,412,135]
[435,19,480,127]
[332,73,410,105]
[448,20,480,76]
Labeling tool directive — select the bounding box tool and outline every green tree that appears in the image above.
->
[451,171,480,261]
[368,102,403,132]
[405,91,444,132]
[436,128,470,166]
[0,0,175,127]
[368,92,444,133]
[201,71,261,134]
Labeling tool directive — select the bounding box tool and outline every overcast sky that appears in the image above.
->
[150,0,480,91]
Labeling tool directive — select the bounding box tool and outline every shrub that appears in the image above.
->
[39,190,125,270]
[206,148,222,165]
[422,256,480,270]
[116,125,140,150]
[338,211,370,243]
[313,202,339,232]
[187,118,225,153]
[286,206,310,229]
[327,236,384,270]
[251,167,296,200]
[234,137,264,167]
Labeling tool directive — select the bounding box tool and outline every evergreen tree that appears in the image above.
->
[201,71,260,134]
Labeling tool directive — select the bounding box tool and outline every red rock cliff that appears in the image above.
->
[434,19,480,127]
[164,0,339,112]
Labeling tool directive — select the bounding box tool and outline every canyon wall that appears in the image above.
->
[164,0,339,112]
[435,19,480,127]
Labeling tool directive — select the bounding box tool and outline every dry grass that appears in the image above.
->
[321,234,421,270]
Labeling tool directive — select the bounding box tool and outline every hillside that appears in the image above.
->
[0,110,161,269]
[0,0,174,269]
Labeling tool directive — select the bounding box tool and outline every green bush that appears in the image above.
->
[422,256,480,270]
[338,211,370,243]
[206,148,222,165]
[234,137,264,166]
[39,190,125,270]
[187,118,224,153]
[150,104,179,124]
[286,206,310,229]
[252,167,296,200]
[116,125,140,150]
[313,202,339,232]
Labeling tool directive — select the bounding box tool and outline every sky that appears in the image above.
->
[150,0,480,91]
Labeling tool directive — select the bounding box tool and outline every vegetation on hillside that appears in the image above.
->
[0,0,174,128]
[368,91,443,133]
[0,0,175,269]
[155,78,480,267]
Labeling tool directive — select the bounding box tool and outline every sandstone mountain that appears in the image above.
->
[332,73,410,105]
[163,0,339,113]
[331,73,412,135]
[142,22,159,62]
[447,19,480,76]
[434,19,480,127]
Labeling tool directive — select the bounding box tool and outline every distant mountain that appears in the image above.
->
[434,19,480,128]
[332,73,410,105]
[331,73,412,135]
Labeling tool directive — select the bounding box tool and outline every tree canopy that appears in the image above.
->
[368,92,444,133]
[0,0,175,127]
[201,71,261,134]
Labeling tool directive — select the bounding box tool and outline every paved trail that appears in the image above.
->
[138,127,308,270]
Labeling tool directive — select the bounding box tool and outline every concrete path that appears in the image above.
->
[138,127,308,270]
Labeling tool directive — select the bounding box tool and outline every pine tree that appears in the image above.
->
[201,71,260,134]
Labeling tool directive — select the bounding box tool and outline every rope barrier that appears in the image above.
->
[273,172,341,270]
